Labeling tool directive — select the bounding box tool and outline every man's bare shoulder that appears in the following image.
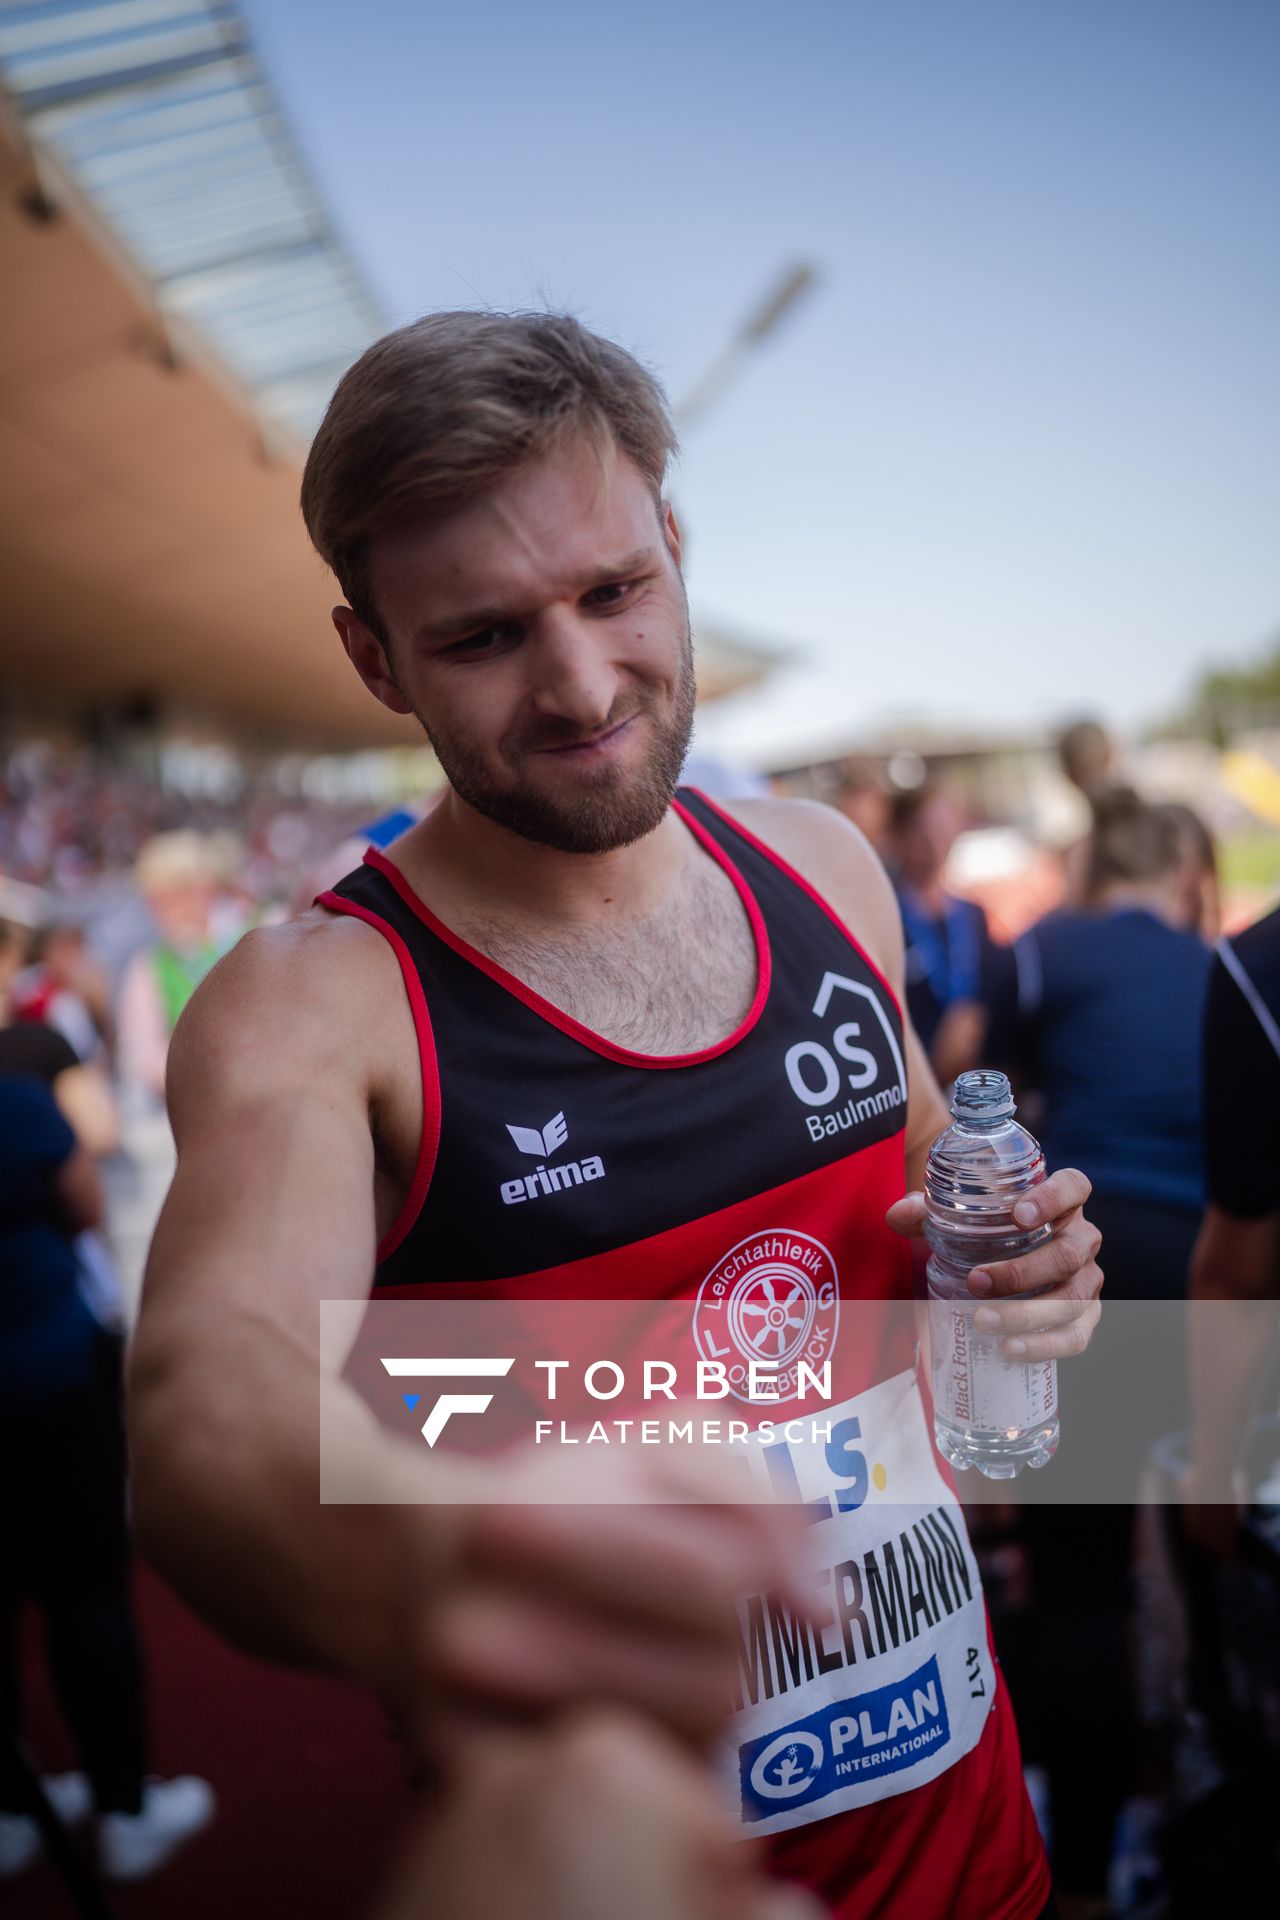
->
[168,909,403,1109]
[721,794,881,885]
[714,794,902,979]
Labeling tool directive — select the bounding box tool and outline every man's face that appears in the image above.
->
[339,435,696,854]
[149,883,214,949]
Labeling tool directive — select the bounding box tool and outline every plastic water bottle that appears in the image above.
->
[925,1069,1059,1478]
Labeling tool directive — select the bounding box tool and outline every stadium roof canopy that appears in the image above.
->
[0,0,381,445]
[0,0,776,748]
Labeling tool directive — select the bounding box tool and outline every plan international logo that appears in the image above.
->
[500,1109,606,1206]
[738,1657,951,1822]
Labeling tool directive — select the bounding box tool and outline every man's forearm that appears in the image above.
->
[1188,1208,1280,1493]
[129,1317,427,1703]
[1188,1299,1275,1491]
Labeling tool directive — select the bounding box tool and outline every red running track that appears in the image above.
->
[10,1562,418,1919]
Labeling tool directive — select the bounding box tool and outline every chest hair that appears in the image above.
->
[454,860,758,1054]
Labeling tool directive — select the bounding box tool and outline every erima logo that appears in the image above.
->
[507,1111,569,1158]
[500,1110,606,1206]
[380,1356,514,1447]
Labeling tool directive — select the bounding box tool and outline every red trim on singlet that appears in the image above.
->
[684,787,905,1022]
[358,800,773,1070]
[315,890,442,1263]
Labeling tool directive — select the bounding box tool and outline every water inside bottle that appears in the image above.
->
[925,1071,1060,1478]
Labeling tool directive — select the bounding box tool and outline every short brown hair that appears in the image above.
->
[300,311,678,642]
[1086,787,1182,894]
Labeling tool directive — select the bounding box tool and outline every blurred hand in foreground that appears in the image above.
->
[373,1710,828,1920]
[369,1436,811,1770]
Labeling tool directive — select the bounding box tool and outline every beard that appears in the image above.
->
[411,620,697,856]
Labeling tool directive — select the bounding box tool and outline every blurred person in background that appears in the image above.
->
[1,913,125,1335]
[1056,717,1118,805]
[112,831,229,1310]
[1160,800,1222,945]
[117,831,223,1104]
[1184,899,1280,1543]
[996,790,1216,1900]
[885,781,1009,1085]
[1055,718,1121,908]
[1008,789,1214,1297]
[0,919,118,1160]
[0,1071,213,1883]
[830,755,889,855]
[9,919,113,1066]
[1161,899,1280,1910]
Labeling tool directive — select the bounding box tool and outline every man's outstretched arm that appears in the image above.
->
[128,916,421,1698]
[129,914,802,1760]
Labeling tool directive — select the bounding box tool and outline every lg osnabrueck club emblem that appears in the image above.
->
[694,1230,839,1405]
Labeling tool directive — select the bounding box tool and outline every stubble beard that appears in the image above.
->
[411,618,698,856]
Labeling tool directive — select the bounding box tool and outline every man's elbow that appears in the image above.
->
[1190,1206,1280,1302]
[127,1343,177,1560]
[127,1335,219,1572]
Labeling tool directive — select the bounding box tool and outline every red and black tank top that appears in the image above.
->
[319,788,911,1306]
[317,788,1049,1920]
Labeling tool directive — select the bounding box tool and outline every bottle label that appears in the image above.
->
[930,1302,1057,1433]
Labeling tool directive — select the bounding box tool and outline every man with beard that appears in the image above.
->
[130,313,1101,1918]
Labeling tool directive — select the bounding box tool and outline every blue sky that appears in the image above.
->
[241,0,1279,764]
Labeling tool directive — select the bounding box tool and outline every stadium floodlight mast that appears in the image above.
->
[674,261,819,428]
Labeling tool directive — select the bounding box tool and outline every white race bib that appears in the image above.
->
[726,1367,996,1838]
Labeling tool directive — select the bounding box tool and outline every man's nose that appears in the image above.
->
[528,610,621,730]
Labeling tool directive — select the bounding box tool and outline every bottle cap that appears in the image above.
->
[951,1069,1016,1123]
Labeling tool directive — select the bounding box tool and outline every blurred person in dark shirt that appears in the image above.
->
[0,1074,213,1881]
[1184,900,1280,1554]
[1007,789,1214,1280]
[994,791,1215,1895]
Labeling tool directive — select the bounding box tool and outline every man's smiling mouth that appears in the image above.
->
[538,713,639,757]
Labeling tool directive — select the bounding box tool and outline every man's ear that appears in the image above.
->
[660,498,683,570]
[332,606,413,715]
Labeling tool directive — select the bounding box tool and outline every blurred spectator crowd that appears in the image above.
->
[0,742,375,906]
[1,724,1277,1915]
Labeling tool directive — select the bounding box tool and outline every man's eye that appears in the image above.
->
[585,580,637,608]
[448,626,514,657]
